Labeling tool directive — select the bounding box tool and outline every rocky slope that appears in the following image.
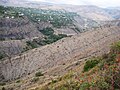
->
[0,17,43,40]
[39,41,120,90]
[0,23,120,82]
[0,40,26,56]
[0,16,45,56]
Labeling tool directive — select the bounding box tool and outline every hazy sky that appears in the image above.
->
[28,0,120,7]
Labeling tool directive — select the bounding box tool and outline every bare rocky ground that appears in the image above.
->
[0,40,25,56]
[1,58,85,90]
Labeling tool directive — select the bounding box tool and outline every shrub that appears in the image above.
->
[36,34,67,46]
[39,27,54,36]
[83,58,100,72]
[0,82,6,86]
[63,72,74,79]
[31,77,39,83]
[111,41,120,54]
[51,79,57,84]
[0,53,6,60]
[104,65,120,89]
[16,80,20,83]
[95,80,110,90]
[53,80,80,90]
[79,82,91,90]
[22,47,30,52]
[105,54,116,64]
[0,38,5,41]
[1,87,6,90]
[35,71,43,77]
[26,41,38,49]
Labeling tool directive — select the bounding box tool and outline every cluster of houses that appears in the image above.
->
[4,11,24,19]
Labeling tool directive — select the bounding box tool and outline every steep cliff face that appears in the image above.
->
[0,25,120,81]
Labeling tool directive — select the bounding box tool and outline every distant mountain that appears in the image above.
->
[0,0,53,7]
[0,0,119,21]
[0,0,26,6]
[108,7,120,10]
[58,5,114,21]
[105,9,120,19]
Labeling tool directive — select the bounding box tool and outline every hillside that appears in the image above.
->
[39,41,120,90]
[0,2,120,90]
[0,5,101,57]
[0,5,120,57]
[0,23,120,90]
[0,22,120,90]
[43,5,114,21]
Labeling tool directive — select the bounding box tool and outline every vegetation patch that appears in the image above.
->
[35,71,43,77]
[16,80,21,83]
[0,82,6,86]
[39,27,54,36]
[111,41,120,54]
[26,41,38,49]
[34,27,67,46]
[83,58,100,72]
[0,52,6,60]
[31,77,39,83]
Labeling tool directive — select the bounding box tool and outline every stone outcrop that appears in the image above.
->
[0,25,120,81]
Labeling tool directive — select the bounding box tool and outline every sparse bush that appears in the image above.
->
[16,80,20,83]
[111,41,120,54]
[22,46,30,52]
[0,38,5,41]
[0,53,6,60]
[34,34,67,46]
[51,79,57,84]
[104,64,120,89]
[31,77,39,83]
[40,86,50,90]
[79,82,91,90]
[35,71,43,77]
[95,80,110,90]
[26,41,38,49]
[0,82,6,86]
[1,87,6,90]
[63,72,74,79]
[39,27,54,36]
[105,54,116,64]
[52,80,80,90]
[83,58,100,72]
